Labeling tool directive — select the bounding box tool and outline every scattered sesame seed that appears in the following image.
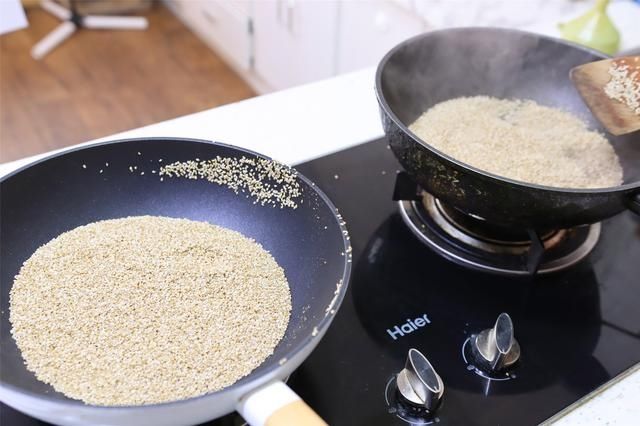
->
[159,156,303,209]
[604,59,640,115]
[137,152,141,156]
[105,162,109,167]
[312,327,319,337]
[325,279,343,316]
[140,172,145,175]
[82,164,87,169]
[334,174,339,180]
[158,159,163,162]
[99,169,103,174]
[152,170,156,174]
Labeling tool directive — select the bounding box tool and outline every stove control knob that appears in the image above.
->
[471,313,520,372]
[396,348,444,411]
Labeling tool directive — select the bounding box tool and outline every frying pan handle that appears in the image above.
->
[237,381,327,426]
[627,192,640,216]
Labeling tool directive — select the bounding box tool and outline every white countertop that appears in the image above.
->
[1,66,638,425]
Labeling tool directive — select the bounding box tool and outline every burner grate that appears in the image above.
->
[398,196,600,275]
[393,172,601,275]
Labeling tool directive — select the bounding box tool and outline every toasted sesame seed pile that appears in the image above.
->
[159,156,302,209]
[604,58,640,115]
[409,96,623,189]
[10,216,291,406]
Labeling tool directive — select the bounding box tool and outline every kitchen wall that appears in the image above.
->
[164,0,639,94]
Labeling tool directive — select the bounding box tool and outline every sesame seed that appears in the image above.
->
[9,216,291,406]
[604,60,640,115]
[159,156,303,209]
[410,96,622,188]
[324,280,343,316]
[82,164,87,169]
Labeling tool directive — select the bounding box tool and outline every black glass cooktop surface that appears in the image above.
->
[3,138,640,425]
[292,138,640,425]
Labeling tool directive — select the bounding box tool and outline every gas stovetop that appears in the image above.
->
[291,139,640,425]
[3,138,640,426]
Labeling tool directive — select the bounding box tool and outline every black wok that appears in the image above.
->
[376,27,640,230]
[0,138,350,425]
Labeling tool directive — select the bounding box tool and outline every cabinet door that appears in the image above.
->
[336,0,426,74]
[166,0,252,71]
[199,1,252,71]
[252,0,338,91]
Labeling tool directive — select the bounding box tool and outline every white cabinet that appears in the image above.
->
[335,0,426,74]
[164,0,253,72]
[166,1,621,93]
[198,1,253,71]
[165,0,426,93]
[251,0,338,91]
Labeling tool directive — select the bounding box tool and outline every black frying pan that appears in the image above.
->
[0,138,350,425]
[376,27,640,230]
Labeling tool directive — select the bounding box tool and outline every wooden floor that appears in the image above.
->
[0,4,255,162]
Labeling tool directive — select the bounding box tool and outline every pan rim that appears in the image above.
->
[0,137,352,413]
[374,26,640,195]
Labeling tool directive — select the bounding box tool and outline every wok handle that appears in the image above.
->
[627,192,640,215]
[237,381,327,426]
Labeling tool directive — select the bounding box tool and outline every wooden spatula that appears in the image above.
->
[570,56,640,135]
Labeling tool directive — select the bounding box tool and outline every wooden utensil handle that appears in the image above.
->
[237,381,328,426]
[266,399,327,426]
